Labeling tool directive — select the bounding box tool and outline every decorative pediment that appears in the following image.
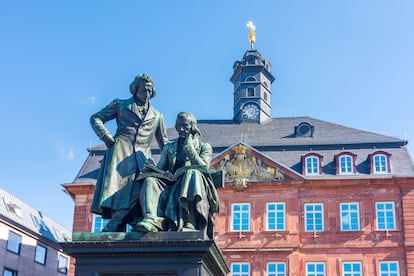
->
[210,143,303,191]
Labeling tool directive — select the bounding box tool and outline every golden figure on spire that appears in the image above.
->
[246,21,256,49]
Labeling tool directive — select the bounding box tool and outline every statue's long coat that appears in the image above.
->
[160,137,220,238]
[90,97,168,218]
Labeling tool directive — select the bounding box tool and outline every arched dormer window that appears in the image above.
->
[247,87,255,97]
[301,153,323,175]
[334,152,357,175]
[369,151,391,174]
[245,76,256,82]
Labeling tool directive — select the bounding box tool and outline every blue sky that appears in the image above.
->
[0,1,413,230]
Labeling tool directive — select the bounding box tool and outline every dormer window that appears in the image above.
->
[335,152,357,175]
[369,151,391,174]
[301,153,323,175]
[295,122,314,137]
[247,57,256,64]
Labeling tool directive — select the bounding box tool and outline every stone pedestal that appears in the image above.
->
[60,231,229,276]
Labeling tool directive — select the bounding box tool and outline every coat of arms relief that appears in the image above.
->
[212,144,285,191]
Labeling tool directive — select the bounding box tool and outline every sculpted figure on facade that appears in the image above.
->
[90,73,168,232]
[215,144,286,191]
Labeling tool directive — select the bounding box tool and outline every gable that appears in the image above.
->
[210,142,304,191]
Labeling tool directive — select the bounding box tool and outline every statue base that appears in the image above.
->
[60,231,229,276]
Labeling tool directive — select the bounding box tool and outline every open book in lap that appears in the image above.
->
[137,162,210,182]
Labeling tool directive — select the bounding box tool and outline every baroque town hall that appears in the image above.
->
[63,44,414,276]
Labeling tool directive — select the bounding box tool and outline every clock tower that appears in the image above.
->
[231,49,275,124]
[231,23,275,124]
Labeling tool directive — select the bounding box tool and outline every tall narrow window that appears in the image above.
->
[267,203,285,231]
[247,87,255,97]
[340,203,360,231]
[342,262,362,276]
[306,262,325,276]
[35,244,47,265]
[267,262,286,276]
[379,261,399,276]
[6,231,21,254]
[376,202,396,230]
[306,156,319,175]
[339,155,353,174]
[304,203,324,232]
[57,254,69,274]
[232,204,250,231]
[231,263,250,276]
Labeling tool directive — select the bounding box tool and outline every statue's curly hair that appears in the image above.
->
[176,112,201,136]
[129,73,156,98]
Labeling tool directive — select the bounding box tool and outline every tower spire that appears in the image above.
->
[246,21,256,50]
[230,22,275,124]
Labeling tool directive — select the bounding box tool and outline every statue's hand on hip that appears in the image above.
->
[102,133,115,148]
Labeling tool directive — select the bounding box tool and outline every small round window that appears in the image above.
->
[296,122,313,137]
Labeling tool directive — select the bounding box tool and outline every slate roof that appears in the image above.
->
[0,187,72,242]
[70,116,414,185]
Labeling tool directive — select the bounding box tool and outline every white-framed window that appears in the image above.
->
[306,156,319,175]
[92,214,109,233]
[379,261,399,276]
[301,153,322,175]
[35,244,47,265]
[92,215,133,232]
[342,262,362,276]
[267,203,285,231]
[306,262,325,276]
[369,151,391,174]
[57,254,69,274]
[376,202,396,230]
[304,203,324,232]
[232,203,250,231]
[339,155,353,174]
[267,262,286,276]
[340,203,360,231]
[6,230,21,254]
[374,154,387,173]
[231,262,250,276]
[3,268,17,276]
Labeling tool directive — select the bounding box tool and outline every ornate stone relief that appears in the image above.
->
[214,144,284,191]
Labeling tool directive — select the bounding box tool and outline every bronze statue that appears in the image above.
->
[137,112,219,239]
[90,73,168,232]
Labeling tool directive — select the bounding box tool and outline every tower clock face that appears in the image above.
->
[242,103,259,120]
